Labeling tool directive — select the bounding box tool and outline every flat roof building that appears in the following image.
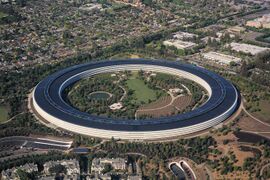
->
[202,51,242,65]
[163,39,197,50]
[246,14,270,29]
[227,26,246,34]
[91,158,126,174]
[172,31,198,40]
[228,42,269,55]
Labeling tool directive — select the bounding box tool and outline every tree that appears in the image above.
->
[102,163,112,174]
[49,164,67,174]
[240,61,249,77]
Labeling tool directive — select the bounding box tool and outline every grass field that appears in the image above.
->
[253,100,270,123]
[265,36,270,43]
[0,11,8,19]
[0,106,8,123]
[126,72,157,104]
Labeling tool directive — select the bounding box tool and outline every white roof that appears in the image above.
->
[202,51,241,65]
[229,42,269,55]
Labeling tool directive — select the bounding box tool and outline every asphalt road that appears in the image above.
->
[0,136,72,151]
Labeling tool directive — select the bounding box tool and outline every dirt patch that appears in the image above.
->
[172,95,192,110]
[137,95,192,118]
[242,31,270,47]
[137,105,176,118]
[139,96,172,110]
[238,116,270,132]
[210,132,256,179]
[252,100,270,124]
[212,170,252,180]
[213,132,254,166]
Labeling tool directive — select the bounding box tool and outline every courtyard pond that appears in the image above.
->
[88,91,112,100]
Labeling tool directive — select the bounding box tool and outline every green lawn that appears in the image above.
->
[126,73,157,104]
[0,11,8,19]
[264,36,270,43]
[0,106,8,123]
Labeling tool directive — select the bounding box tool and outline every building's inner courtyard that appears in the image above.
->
[64,70,208,120]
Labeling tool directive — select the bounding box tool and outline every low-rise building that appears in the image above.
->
[201,36,220,44]
[43,159,80,176]
[172,31,198,40]
[91,158,126,174]
[228,42,269,55]
[227,26,246,34]
[163,39,197,50]
[202,51,242,65]
[246,14,270,29]
[128,175,142,180]
[1,163,38,180]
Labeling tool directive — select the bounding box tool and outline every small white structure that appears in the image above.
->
[216,32,235,38]
[109,102,123,110]
[201,36,220,43]
[169,88,183,94]
[228,42,269,56]
[163,39,197,50]
[202,51,242,65]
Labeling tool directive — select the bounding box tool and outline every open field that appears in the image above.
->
[172,96,192,111]
[139,96,172,110]
[109,53,142,59]
[265,36,270,42]
[0,106,8,123]
[252,100,270,123]
[238,116,270,132]
[210,132,259,179]
[137,95,192,118]
[137,105,176,118]
[126,72,158,104]
[242,31,270,47]
[0,11,8,19]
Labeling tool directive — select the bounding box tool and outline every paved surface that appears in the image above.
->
[0,136,72,151]
[260,163,270,177]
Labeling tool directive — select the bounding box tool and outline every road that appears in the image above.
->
[260,163,270,177]
[0,136,73,151]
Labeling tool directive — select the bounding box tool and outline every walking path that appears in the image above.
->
[0,112,25,125]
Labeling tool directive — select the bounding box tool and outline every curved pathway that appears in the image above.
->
[0,112,25,125]
[242,105,270,128]
[134,91,189,119]
[118,85,127,102]
[260,163,270,177]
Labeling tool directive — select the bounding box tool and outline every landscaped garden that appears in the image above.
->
[64,70,207,119]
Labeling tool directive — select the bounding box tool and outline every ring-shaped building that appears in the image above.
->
[32,59,239,140]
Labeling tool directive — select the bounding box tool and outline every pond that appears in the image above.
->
[88,91,111,100]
